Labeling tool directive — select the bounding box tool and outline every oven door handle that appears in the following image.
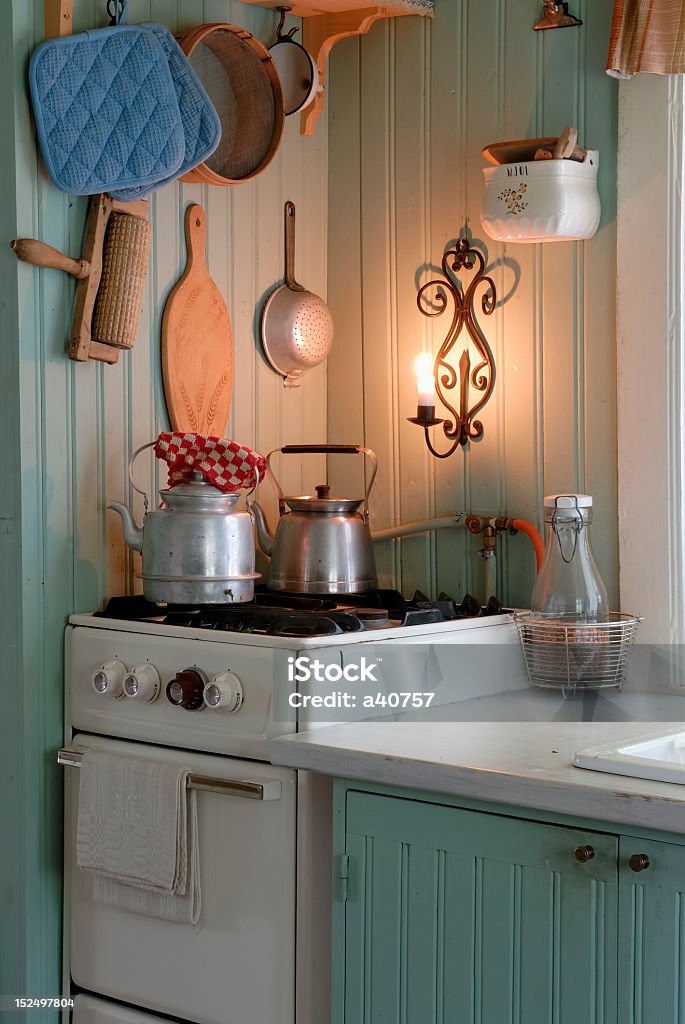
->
[57,747,282,801]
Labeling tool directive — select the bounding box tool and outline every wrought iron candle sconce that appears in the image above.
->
[409,237,497,458]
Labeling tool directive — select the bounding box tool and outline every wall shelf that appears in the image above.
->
[44,0,432,136]
[240,1,432,135]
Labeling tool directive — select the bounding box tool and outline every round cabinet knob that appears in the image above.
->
[123,663,161,703]
[92,659,127,699]
[574,845,596,863]
[204,671,244,713]
[167,668,208,711]
[629,853,651,872]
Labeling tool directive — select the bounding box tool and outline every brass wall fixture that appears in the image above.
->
[409,237,496,458]
[534,1,582,30]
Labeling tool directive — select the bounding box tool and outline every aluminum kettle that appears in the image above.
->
[250,444,378,594]
[109,441,260,605]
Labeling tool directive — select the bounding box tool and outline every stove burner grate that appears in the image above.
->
[97,589,506,637]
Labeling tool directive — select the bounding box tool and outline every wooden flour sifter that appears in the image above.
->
[11,193,151,364]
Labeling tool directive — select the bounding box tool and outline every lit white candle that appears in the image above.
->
[414,352,435,407]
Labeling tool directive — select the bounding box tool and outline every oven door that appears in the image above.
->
[64,734,296,1024]
[72,993,177,1022]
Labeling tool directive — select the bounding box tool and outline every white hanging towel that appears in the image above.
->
[76,750,201,924]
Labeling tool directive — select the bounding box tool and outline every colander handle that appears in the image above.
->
[284,201,304,291]
[265,444,378,517]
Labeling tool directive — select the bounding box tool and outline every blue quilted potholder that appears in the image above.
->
[110,25,221,201]
[29,24,185,196]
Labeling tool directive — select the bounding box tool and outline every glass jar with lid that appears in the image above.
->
[530,493,608,621]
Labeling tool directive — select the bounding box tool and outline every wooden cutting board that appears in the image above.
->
[162,203,234,436]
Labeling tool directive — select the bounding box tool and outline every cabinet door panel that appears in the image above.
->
[557,866,615,1023]
[618,836,685,1024]
[519,865,554,1018]
[341,791,618,1024]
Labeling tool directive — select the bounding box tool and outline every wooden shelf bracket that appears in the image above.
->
[240,0,432,136]
[301,6,401,136]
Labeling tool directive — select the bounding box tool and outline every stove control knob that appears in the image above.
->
[92,659,127,699]
[204,671,243,713]
[167,668,208,711]
[123,663,161,703]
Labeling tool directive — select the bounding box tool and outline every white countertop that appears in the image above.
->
[270,718,685,834]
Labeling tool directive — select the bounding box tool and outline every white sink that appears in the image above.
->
[573,730,685,784]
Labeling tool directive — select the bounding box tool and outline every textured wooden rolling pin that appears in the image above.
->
[11,194,151,363]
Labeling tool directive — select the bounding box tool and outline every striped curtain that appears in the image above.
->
[607,0,685,77]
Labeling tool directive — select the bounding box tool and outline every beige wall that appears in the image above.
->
[326,0,619,609]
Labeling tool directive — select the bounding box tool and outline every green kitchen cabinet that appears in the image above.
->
[333,785,685,1024]
[335,788,619,1024]
[618,835,685,1024]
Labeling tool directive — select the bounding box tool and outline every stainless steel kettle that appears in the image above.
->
[109,441,260,605]
[249,444,378,594]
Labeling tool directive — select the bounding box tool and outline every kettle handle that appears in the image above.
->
[128,441,156,513]
[280,444,360,454]
[245,465,260,501]
[264,445,378,517]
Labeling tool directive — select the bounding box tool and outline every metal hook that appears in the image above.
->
[107,0,127,25]
[534,1,582,30]
[275,6,299,41]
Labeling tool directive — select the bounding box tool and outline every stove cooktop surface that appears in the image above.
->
[94,588,507,639]
[66,590,521,757]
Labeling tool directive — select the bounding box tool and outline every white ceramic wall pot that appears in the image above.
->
[481,150,600,243]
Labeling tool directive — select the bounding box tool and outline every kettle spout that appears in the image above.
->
[108,501,144,554]
[250,500,275,557]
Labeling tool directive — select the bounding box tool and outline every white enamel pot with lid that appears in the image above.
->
[268,6,320,116]
[249,443,378,594]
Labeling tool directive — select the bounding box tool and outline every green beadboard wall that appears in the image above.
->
[326,0,619,610]
[1,0,620,1013]
[0,3,26,1010]
[1,0,328,1012]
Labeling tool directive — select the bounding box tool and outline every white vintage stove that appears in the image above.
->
[62,591,520,1024]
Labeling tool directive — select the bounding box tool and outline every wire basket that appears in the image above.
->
[514,612,641,700]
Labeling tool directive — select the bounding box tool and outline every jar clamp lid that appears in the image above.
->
[543,493,592,508]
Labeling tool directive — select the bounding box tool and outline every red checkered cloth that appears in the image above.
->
[154,433,266,492]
